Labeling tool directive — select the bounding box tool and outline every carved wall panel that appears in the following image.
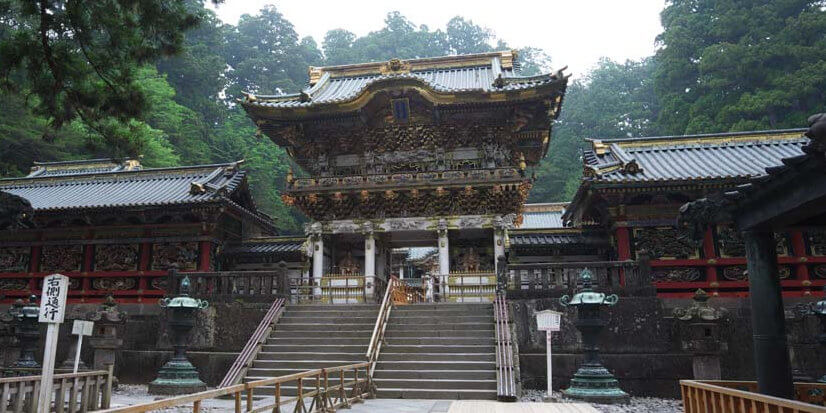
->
[0,247,30,273]
[807,231,826,256]
[151,242,198,271]
[811,264,826,279]
[150,277,168,290]
[92,277,137,291]
[721,266,747,281]
[633,227,699,259]
[94,244,139,271]
[777,266,791,280]
[0,278,28,290]
[717,226,744,257]
[41,245,83,272]
[651,267,702,282]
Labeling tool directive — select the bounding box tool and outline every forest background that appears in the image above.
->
[1,1,824,233]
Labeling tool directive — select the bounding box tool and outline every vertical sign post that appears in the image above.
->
[536,310,562,401]
[38,274,69,413]
[71,320,94,373]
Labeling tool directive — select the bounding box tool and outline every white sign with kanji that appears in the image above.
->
[39,274,69,324]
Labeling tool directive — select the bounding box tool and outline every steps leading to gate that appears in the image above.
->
[242,303,378,396]
[374,303,497,400]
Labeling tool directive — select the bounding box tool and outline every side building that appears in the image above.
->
[0,158,281,302]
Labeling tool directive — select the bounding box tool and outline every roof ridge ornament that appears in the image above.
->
[380,58,411,75]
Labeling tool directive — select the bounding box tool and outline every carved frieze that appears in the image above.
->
[151,242,198,271]
[718,227,789,257]
[41,245,83,272]
[150,277,168,290]
[721,266,747,281]
[651,267,702,282]
[0,247,30,273]
[94,244,139,272]
[92,277,137,291]
[633,227,698,259]
[0,278,28,290]
[807,231,826,256]
[457,216,485,229]
[811,264,826,279]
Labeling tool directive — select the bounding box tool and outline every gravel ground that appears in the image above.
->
[520,389,683,413]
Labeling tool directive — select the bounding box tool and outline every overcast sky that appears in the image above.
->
[210,0,665,77]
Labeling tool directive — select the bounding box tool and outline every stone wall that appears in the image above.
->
[510,295,826,398]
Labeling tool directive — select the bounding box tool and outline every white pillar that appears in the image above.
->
[438,225,450,298]
[364,232,376,296]
[494,228,506,273]
[313,235,324,297]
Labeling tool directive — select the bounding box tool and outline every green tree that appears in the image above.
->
[654,0,826,134]
[0,0,219,155]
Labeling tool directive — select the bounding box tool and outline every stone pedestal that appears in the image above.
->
[86,296,127,372]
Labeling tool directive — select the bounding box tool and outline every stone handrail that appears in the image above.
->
[506,260,643,297]
[97,362,373,413]
[218,297,286,388]
[680,380,826,413]
[494,293,517,401]
[169,269,288,302]
[0,366,113,412]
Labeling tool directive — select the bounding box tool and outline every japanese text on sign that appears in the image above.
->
[38,274,69,324]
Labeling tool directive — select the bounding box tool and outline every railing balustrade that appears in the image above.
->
[290,275,388,304]
[506,260,639,297]
[494,293,517,401]
[434,271,497,302]
[219,298,286,388]
[0,367,112,413]
[169,269,288,302]
[681,380,826,413]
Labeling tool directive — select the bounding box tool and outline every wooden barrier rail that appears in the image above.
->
[98,362,373,413]
[681,380,826,413]
[366,277,397,378]
[218,298,286,388]
[506,261,639,297]
[493,293,516,401]
[289,275,386,304]
[0,367,112,413]
[170,270,288,302]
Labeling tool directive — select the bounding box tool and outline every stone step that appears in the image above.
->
[373,378,496,391]
[257,352,367,361]
[287,304,379,310]
[375,387,496,400]
[267,337,369,346]
[385,323,493,331]
[381,344,494,353]
[247,384,372,398]
[281,310,379,318]
[279,316,378,324]
[261,344,367,353]
[270,330,373,338]
[373,369,496,380]
[277,323,377,331]
[252,360,366,370]
[383,337,494,346]
[385,330,492,338]
[388,316,493,324]
[375,360,494,371]
[393,304,492,312]
[247,368,361,378]
[379,352,495,362]
[390,309,492,317]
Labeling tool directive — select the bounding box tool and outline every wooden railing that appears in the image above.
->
[170,269,288,302]
[493,293,517,401]
[98,362,373,413]
[218,297,286,388]
[366,277,397,378]
[506,260,641,297]
[681,380,826,413]
[0,367,112,412]
[435,271,497,302]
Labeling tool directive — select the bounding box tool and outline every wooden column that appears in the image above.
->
[198,241,211,271]
[789,231,811,294]
[742,229,793,399]
[615,226,631,286]
[702,227,719,295]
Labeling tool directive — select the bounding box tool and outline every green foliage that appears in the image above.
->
[654,0,826,134]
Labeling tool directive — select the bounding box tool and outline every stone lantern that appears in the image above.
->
[148,276,209,395]
[559,268,629,404]
[0,295,41,368]
[86,295,128,371]
[673,289,728,380]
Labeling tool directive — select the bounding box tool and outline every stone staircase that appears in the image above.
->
[374,303,497,400]
[243,303,379,395]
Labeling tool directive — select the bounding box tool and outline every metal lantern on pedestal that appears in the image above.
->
[148,276,209,395]
[1,295,41,368]
[559,268,629,404]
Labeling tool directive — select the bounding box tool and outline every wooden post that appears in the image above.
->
[742,229,794,399]
[615,226,631,286]
[102,364,113,409]
[38,274,69,413]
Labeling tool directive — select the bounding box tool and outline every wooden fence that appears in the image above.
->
[681,380,826,413]
[97,362,372,413]
[0,367,112,413]
[506,260,643,297]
